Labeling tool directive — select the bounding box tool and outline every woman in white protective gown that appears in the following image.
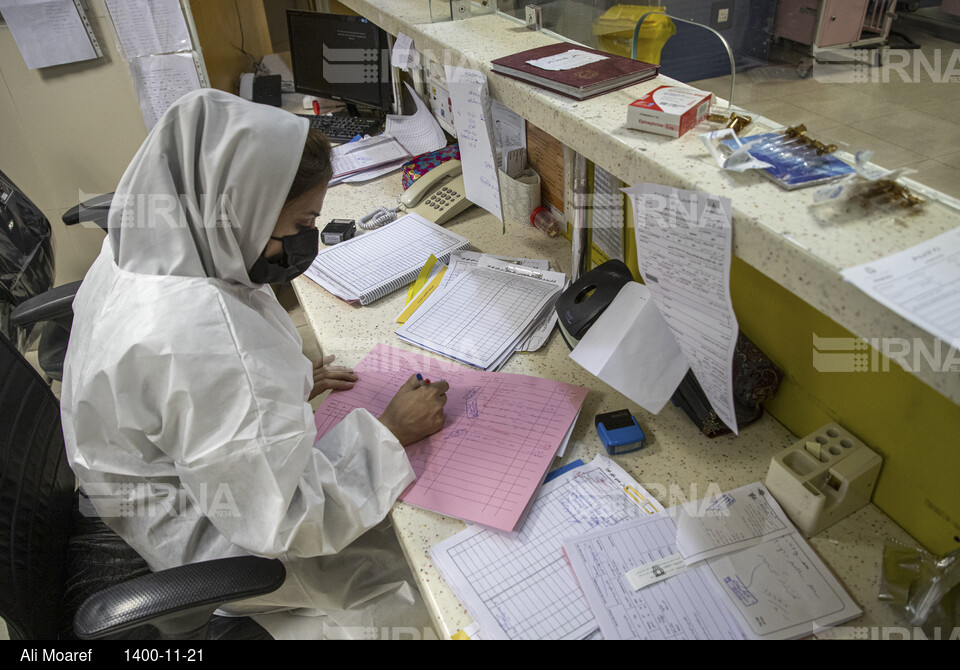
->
[60,89,449,640]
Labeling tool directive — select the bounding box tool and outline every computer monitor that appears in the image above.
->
[286,10,392,116]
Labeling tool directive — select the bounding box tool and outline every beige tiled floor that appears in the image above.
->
[693,25,960,200]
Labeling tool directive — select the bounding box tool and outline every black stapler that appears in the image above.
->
[555,259,634,349]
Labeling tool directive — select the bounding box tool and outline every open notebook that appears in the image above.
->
[304,213,470,305]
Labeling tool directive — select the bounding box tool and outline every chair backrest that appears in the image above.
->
[0,332,76,639]
[0,170,55,345]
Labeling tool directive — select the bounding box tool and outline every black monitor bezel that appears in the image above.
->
[286,9,392,114]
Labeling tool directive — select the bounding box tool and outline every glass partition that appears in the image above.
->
[484,0,960,205]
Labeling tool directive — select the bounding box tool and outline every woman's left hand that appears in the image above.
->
[309,354,358,400]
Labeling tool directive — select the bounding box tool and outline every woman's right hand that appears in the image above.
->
[378,374,449,446]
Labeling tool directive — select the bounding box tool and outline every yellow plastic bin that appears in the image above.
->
[593,5,676,65]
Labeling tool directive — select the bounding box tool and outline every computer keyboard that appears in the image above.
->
[297,114,383,142]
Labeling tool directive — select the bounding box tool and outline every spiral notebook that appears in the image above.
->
[304,213,470,305]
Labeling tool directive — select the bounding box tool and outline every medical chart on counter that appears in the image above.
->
[841,224,960,344]
[314,344,588,532]
[431,455,664,640]
[623,183,740,433]
[444,66,504,223]
[562,482,861,640]
[671,483,794,564]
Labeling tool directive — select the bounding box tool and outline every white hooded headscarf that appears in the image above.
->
[61,90,423,638]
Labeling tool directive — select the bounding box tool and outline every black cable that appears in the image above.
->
[233,0,265,74]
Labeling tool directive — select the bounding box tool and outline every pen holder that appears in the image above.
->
[497,168,542,231]
[764,423,882,537]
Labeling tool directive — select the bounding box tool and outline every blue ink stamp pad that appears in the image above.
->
[595,409,646,456]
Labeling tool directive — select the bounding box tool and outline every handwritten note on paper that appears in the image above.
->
[431,455,663,639]
[563,514,747,640]
[705,532,861,639]
[624,183,740,433]
[444,66,503,223]
[314,344,589,532]
[527,49,608,71]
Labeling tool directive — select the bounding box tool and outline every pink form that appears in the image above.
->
[315,343,589,532]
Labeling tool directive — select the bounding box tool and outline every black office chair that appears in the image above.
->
[0,331,284,640]
[6,191,113,382]
[0,169,55,355]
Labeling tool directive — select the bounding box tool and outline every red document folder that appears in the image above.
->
[491,43,659,100]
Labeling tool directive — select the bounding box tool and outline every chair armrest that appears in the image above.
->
[73,556,286,640]
[10,281,81,328]
[63,193,113,231]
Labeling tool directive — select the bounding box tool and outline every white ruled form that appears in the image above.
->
[624,183,740,433]
[304,213,469,305]
[395,257,565,370]
[563,514,747,640]
[431,456,664,639]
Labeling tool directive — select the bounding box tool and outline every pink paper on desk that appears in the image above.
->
[315,343,589,532]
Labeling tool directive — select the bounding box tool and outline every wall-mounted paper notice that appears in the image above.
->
[105,0,191,59]
[0,0,101,69]
[129,52,202,131]
[624,183,740,434]
[444,65,503,223]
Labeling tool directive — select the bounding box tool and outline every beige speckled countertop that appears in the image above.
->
[293,171,919,640]
[340,0,960,406]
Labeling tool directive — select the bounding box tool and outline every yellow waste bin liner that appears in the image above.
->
[593,5,676,65]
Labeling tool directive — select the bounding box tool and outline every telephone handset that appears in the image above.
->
[399,160,473,225]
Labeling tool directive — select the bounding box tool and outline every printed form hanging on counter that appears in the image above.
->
[444,65,503,225]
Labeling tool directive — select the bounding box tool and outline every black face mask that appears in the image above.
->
[248,226,319,284]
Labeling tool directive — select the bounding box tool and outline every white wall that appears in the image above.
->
[0,0,148,285]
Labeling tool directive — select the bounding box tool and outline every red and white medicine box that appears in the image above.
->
[626,86,712,139]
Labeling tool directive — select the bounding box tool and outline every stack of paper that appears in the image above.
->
[431,455,664,640]
[406,251,559,353]
[329,134,410,183]
[561,482,862,640]
[433,472,862,640]
[303,213,470,305]
[329,82,448,186]
[395,254,566,370]
[314,344,589,533]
